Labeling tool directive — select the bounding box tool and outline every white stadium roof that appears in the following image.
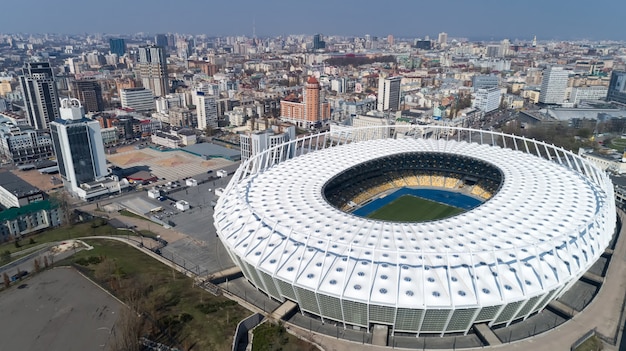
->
[217,137,608,308]
[215,126,615,334]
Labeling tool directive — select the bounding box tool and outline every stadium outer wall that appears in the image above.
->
[214,125,615,336]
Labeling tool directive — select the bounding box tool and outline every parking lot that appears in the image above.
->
[0,268,122,351]
[113,163,240,276]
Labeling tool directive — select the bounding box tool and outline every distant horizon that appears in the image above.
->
[3,32,621,44]
[2,0,625,41]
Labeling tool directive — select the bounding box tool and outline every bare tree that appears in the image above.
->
[107,308,143,351]
[43,256,49,268]
[33,258,41,273]
[50,190,75,227]
[3,272,9,288]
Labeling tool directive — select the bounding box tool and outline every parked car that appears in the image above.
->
[10,270,28,282]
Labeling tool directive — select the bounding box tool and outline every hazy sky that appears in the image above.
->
[2,0,625,41]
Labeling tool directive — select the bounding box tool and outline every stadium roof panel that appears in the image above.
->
[215,128,614,331]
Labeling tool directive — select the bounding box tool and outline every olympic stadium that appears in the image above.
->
[214,125,615,336]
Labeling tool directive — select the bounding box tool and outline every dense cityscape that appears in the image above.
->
[0,28,625,351]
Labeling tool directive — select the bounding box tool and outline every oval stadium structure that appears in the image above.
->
[214,126,615,336]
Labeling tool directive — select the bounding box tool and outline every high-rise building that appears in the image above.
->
[50,99,107,195]
[138,45,168,97]
[500,39,510,57]
[280,76,331,128]
[109,38,126,56]
[305,76,321,122]
[196,92,218,130]
[486,45,500,58]
[120,88,155,112]
[539,66,569,104]
[240,125,296,164]
[607,71,626,105]
[313,34,326,50]
[155,34,168,48]
[438,32,448,46]
[19,62,60,130]
[473,87,502,113]
[71,79,104,112]
[387,34,394,45]
[377,75,402,111]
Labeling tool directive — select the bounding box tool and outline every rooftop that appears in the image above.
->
[0,171,41,199]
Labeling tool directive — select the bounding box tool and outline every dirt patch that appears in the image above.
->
[108,151,154,166]
[155,155,191,167]
[10,169,64,192]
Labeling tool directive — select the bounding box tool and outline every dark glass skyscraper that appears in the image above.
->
[109,38,126,56]
[19,62,60,130]
[155,34,168,48]
[50,99,107,194]
[313,34,326,50]
[607,71,626,105]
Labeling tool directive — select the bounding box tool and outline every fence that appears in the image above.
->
[232,313,264,351]
[570,328,596,350]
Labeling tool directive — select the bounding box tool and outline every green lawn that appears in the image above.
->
[608,138,626,151]
[0,220,125,256]
[366,195,464,222]
[252,322,317,351]
[574,335,603,351]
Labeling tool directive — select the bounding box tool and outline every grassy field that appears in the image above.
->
[0,220,126,256]
[59,239,250,351]
[608,137,626,151]
[574,335,603,351]
[366,195,464,222]
[252,322,317,351]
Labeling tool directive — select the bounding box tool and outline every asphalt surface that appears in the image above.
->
[0,267,122,351]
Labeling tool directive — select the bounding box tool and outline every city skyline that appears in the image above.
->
[2,0,626,41]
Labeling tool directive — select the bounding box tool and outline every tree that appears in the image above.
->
[43,256,49,268]
[0,250,10,264]
[204,125,214,137]
[33,258,41,273]
[3,272,9,288]
[50,190,75,227]
[107,308,143,351]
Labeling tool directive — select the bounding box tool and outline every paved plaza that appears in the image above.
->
[0,268,122,351]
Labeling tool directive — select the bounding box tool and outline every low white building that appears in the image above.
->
[151,129,197,149]
[579,148,626,174]
[175,200,190,211]
[147,188,161,199]
[120,88,155,112]
[185,178,198,187]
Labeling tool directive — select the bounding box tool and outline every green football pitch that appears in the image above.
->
[366,195,465,222]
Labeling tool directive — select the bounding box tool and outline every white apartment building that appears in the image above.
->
[473,87,502,113]
[539,67,569,104]
[239,125,296,163]
[120,88,155,112]
[568,86,609,105]
[377,76,402,111]
[196,92,218,130]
